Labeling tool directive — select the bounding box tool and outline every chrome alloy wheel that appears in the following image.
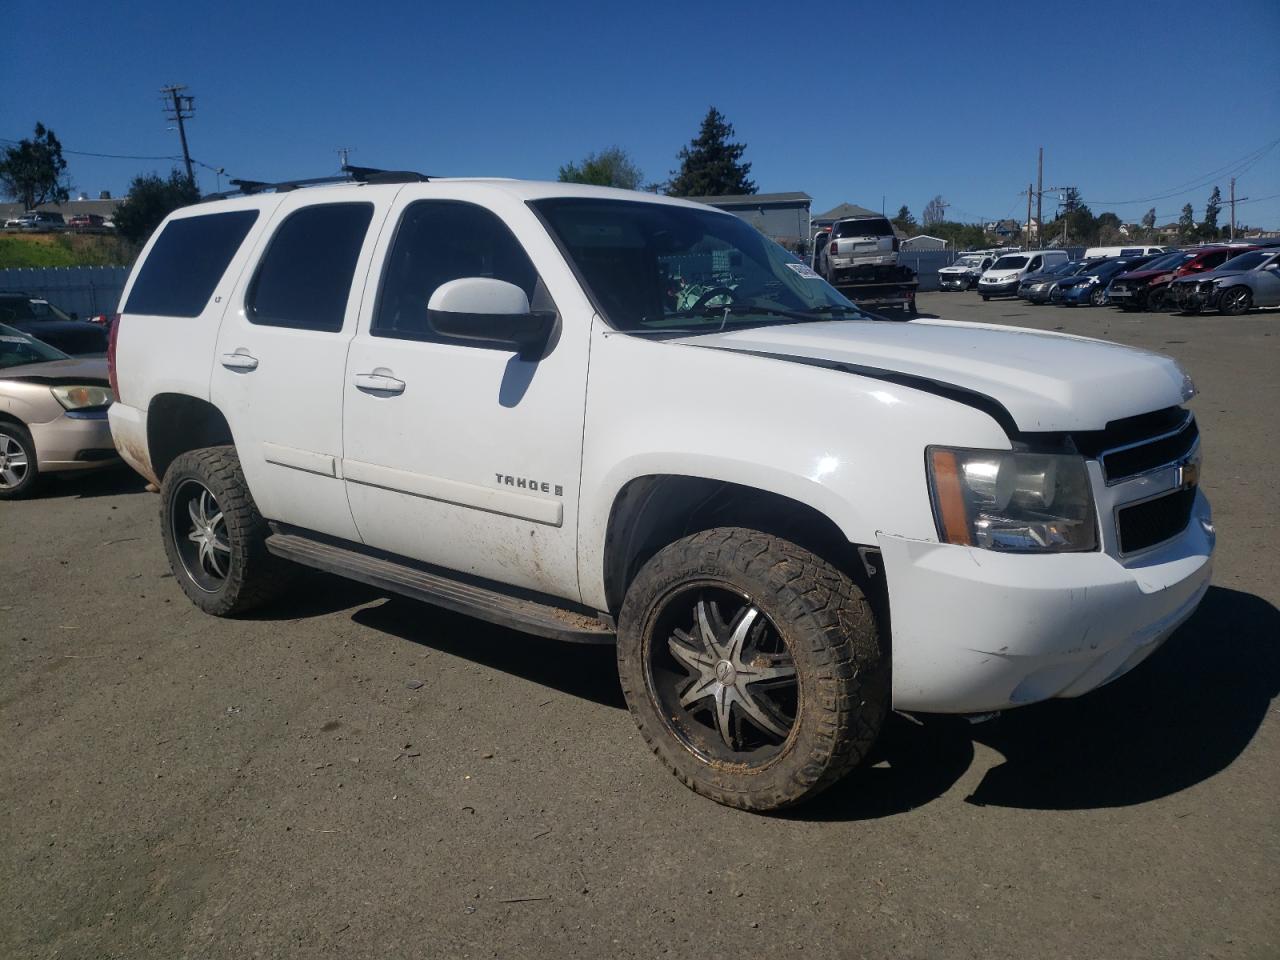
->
[171,479,231,592]
[0,433,29,489]
[647,586,799,764]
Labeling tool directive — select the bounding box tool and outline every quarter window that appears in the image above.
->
[124,210,259,317]
[248,203,374,332]
[374,201,538,341]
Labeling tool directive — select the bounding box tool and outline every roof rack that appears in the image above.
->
[202,165,430,202]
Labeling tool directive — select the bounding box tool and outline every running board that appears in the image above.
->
[265,531,614,645]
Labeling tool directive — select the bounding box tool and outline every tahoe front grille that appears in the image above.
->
[1117,487,1195,554]
[1100,414,1198,482]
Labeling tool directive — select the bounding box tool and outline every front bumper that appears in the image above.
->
[877,489,1214,714]
[978,279,1019,296]
[28,409,119,472]
[1173,284,1219,312]
[939,274,973,290]
[106,401,157,484]
[1057,283,1097,304]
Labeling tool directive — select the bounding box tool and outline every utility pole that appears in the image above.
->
[161,85,195,185]
[337,146,354,172]
[1036,146,1043,245]
[1026,183,1034,246]
[1228,177,1247,240]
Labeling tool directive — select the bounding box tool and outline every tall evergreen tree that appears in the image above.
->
[1202,186,1221,239]
[1141,207,1157,239]
[667,107,755,197]
[893,204,917,232]
[1177,203,1196,243]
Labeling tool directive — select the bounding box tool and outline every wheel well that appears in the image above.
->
[602,475,881,616]
[146,394,234,481]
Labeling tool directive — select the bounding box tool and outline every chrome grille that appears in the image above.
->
[1100,413,1198,483]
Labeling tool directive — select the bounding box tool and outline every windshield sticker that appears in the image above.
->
[0,335,31,344]
[785,262,822,279]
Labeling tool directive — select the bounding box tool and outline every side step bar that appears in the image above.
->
[265,531,614,645]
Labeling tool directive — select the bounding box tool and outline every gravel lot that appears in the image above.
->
[3,292,1277,959]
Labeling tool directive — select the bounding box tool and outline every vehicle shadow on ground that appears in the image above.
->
[793,585,1279,821]
[351,595,626,709]
[38,466,148,500]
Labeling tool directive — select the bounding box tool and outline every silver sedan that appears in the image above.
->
[0,324,119,498]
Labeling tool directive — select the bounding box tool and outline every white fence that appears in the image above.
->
[0,266,130,318]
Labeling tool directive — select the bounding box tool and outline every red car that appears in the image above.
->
[1108,245,1257,311]
[67,213,106,229]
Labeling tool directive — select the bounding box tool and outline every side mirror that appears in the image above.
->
[426,278,554,359]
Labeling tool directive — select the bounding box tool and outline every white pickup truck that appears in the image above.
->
[107,174,1213,810]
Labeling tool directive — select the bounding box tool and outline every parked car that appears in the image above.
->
[0,323,118,498]
[819,215,899,279]
[938,253,997,291]
[67,213,106,229]
[1015,258,1086,302]
[15,211,65,230]
[977,249,1070,299]
[1107,247,1256,312]
[1083,244,1166,259]
[108,176,1213,811]
[0,293,108,355]
[1052,255,1162,306]
[1170,247,1280,315]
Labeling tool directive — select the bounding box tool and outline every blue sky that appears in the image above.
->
[4,0,1279,228]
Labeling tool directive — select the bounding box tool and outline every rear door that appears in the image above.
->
[211,188,393,540]
[1252,253,1280,305]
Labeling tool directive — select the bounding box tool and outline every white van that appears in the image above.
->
[1083,245,1166,259]
[977,249,1070,299]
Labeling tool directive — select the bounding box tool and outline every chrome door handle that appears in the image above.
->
[220,352,259,371]
[354,372,406,395]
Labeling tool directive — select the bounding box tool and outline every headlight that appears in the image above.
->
[927,447,1098,553]
[50,384,113,410]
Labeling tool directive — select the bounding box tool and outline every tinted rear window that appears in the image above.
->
[248,203,374,332]
[834,218,893,238]
[124,210,258,317]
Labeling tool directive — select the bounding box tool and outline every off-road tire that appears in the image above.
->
[1219,286,1253,316]
[0,421,40,500]
[616,527,888,811]
[160,445,295,616]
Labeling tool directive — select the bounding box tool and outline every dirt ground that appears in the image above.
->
[3,292,1277,959]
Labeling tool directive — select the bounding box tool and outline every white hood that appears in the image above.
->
[676,319,1188,432]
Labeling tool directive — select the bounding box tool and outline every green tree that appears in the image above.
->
[1201,186,1221,240]
[1096,211,1122,243]
[112,169,201,244]
[0,122,70,210]
[668,107,755,197]
[1141,207,1157,240]
[558,146,643,190]
[892,204,917,233]
[1177,203,1196,243]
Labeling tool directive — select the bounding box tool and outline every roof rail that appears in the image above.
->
[201,165,431,202]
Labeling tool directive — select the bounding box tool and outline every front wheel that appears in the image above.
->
[160,446,296,616]
[1219,286,1253,316]
[617,528,888,811]
[0,422,39,500]
[981,294,990,301]
[1090,286,1107,307]
[1146,287,1170,312]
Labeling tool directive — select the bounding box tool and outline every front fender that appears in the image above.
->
[576,322,1010,609]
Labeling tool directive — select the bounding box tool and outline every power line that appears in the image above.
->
[1086,137,1280,206]
[0,137,184,161]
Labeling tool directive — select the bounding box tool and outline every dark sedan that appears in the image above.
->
[0,294,108,355]
[1107,246,1255,312]
[1051,255,1162,306]
[1018,260,1096,304]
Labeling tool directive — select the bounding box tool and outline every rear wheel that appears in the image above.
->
[160,446,296,615]
[1219,286,1253,316]
[616,528,888,811]
[0,422,39,500]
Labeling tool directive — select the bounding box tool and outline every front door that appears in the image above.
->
[211,188,392,540]
[341,189,592,602]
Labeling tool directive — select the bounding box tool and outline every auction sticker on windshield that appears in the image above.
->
[785,262,821,279]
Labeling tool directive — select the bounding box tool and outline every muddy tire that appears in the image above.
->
[616,528,888,811]
[0,421,40,500]
[160,446,295,616]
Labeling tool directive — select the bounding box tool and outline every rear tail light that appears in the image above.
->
[107,314,122,401]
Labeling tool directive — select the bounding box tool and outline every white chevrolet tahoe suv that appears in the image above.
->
[108,174,1214,811]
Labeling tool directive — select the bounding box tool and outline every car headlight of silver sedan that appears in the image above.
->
[927,447,1098,552]
[50,384,113,410]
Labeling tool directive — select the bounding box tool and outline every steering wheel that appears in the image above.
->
[692,286,739,310]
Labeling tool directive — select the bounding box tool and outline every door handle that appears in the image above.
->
[354,371,406,395]
[220,351,259,372]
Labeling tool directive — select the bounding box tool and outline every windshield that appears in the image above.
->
[1140,252,1193,272]
[992,256,1028,270]
[954,256,983,268]
[1035,260,1072,276]
[833,218,893,238]
[0,323,70,368]
[532,198,869,335]
[1217,250,1270,272]
[0,297,72,322]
